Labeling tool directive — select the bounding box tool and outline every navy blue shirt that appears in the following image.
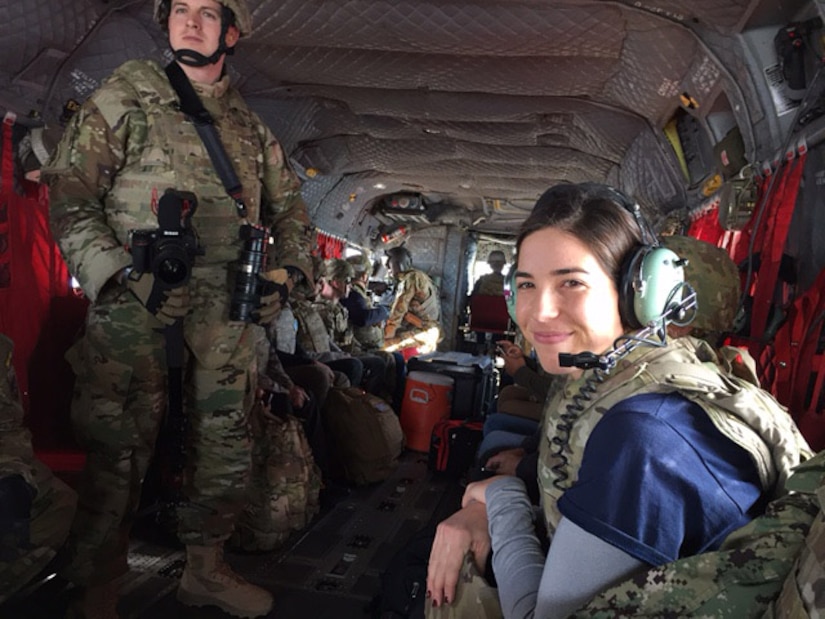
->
[341,288,389,327]
[557,392,765,566]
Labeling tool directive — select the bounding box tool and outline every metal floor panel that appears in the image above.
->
[1,450,463,619]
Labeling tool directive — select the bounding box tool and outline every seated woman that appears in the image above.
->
[426,182,811,618]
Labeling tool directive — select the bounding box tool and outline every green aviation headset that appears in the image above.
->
[504,183,686,329]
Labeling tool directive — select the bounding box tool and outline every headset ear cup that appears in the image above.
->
[504,269,517,323]
[621,246,686,327]
[618,247,645,329]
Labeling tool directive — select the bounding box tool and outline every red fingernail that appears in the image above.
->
[426,590,431,598]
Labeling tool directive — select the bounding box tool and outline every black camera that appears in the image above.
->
[229,223,277,322]
[129,189,202,288]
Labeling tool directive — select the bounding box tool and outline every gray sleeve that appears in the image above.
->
[485,477,546,617]
[533,518,646,619]
[486,478,645,619]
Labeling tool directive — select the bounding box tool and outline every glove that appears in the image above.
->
[127,272,190,326]
[254,269,290,325]
[254,285,283,325]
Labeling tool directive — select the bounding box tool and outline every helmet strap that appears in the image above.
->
[171,6,236,67]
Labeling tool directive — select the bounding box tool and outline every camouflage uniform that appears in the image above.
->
[315,298,353,351]
[40,59,313,585]
[385,268,441,341]
[0,334,77,601]
[472,272,505,297]
[292,295,335,357]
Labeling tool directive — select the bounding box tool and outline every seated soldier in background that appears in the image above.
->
[471,249,507,296]
[289,266,364,388]
[270,294,349,413]
[342,254,389,352]
[316,258,387,397]
[343,253,405,410]
[0,333,77,603]
[383,246,441,355]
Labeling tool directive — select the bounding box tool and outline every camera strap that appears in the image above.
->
[165,61,248,219]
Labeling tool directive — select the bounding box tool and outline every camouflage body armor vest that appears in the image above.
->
[95,59,267,368]
[350,282,385,350]
[539,336,811,533]
[292,298,332,354]
[315,298,353,350]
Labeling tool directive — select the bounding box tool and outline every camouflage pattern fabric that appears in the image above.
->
[385,269,441,340]
[473,272,505,297]
[661,235,741,336]
[0,334,77,601]
[322,258,354,284]
[573,449,825,618]
[349,281,385,351]
[40,58,313,586]
[293,297,333,354]
[315,298,353,351]
[59,294,259,584]
[425,553,502,619]
[538,336,811,532]
[767,454,825,617]
[231,402,321,552]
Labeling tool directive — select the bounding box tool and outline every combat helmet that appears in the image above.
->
[154,0,252,66]
[154,0,252,35]
[324,258,355,284]
[346,253,372,276]
[386,246,413,274]
[661,235,741,335]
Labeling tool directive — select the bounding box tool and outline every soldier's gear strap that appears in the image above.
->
[164,62,248,219]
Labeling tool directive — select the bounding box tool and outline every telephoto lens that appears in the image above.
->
[230,224,269,322]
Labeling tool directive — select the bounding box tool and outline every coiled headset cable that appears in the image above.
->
[550,284,696,490]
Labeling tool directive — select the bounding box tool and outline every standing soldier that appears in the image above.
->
[40,0,313,617]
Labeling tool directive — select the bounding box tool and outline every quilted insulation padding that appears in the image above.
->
[0,0,763,241]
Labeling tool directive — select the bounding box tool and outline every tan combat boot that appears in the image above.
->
[176,543,273,618]
[67,582,120,619]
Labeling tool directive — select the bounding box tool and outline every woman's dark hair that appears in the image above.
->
[515,183,644,290]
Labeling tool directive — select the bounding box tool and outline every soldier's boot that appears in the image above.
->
[67,582,120,619]
[176,543,273,618]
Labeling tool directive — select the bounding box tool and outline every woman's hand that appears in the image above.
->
[427,501,491,607]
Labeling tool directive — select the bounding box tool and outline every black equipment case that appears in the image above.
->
[407,352,496,420]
